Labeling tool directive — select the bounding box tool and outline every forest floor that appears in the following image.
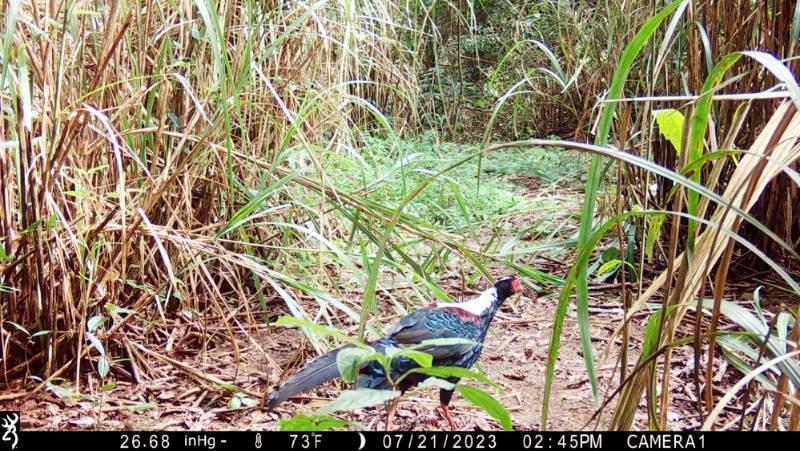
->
[1,147,769,432]
[5,272,751,432]
[6,280,627,431]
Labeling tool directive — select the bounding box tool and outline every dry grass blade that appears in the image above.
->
[702,350,800,430]
[134,343,261,398]
[609,101,800,429]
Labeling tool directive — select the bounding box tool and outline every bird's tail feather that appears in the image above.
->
[267,345,351,409]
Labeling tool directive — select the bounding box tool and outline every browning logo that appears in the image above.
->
[0,412,18,450]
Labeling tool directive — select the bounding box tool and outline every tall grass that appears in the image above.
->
[528,0,800,431]
[0,0,431,392]
[0,0,544,401]
[2,0,799,433]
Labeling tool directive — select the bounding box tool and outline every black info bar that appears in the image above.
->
[8,430,788,451]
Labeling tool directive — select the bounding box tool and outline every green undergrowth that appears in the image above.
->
[316,135,583,234]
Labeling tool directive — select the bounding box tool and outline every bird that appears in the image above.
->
[266,275,523,430]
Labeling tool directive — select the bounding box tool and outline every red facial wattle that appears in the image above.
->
[511,278,522,293]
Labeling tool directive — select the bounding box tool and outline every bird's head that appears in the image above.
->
[494,275,522,300]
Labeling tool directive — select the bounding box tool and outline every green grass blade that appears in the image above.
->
[456,385,513,431]
[548,0,689,429]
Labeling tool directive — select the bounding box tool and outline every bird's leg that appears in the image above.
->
[440,401,458,431]
[385,397,400,431]
[439,388,458,430]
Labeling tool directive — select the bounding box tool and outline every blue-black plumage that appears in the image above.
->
[266,275,522,429]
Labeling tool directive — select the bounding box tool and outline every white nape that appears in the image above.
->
[439,287,497,316]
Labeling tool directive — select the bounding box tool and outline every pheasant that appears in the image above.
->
[267,275,522,430]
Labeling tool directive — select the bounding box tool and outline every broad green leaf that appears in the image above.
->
[336,347,376,384]
[280,414,349,432]
[105,303,136,315]
[645,214,666,263]
[418,377,456,391]
[384,346,434,368]
[0,246,10,263]
[218,383,240,393]
[86,332,105,356]
[402,366,500,390]
[127,402,158,413]
[317,389,400,415]
[97,357,110,379]
[456,385,512,431]
[596,259,621,278]
[653,109,686,154]
[397,349,433,368]
[601,247,620,262]
[719,347,777,391]
[228,396,242,410]
[46,382,77,400]
[87,316,108,332]
[642,309,664,358]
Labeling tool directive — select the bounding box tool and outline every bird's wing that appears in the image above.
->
[387,307,482,362]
